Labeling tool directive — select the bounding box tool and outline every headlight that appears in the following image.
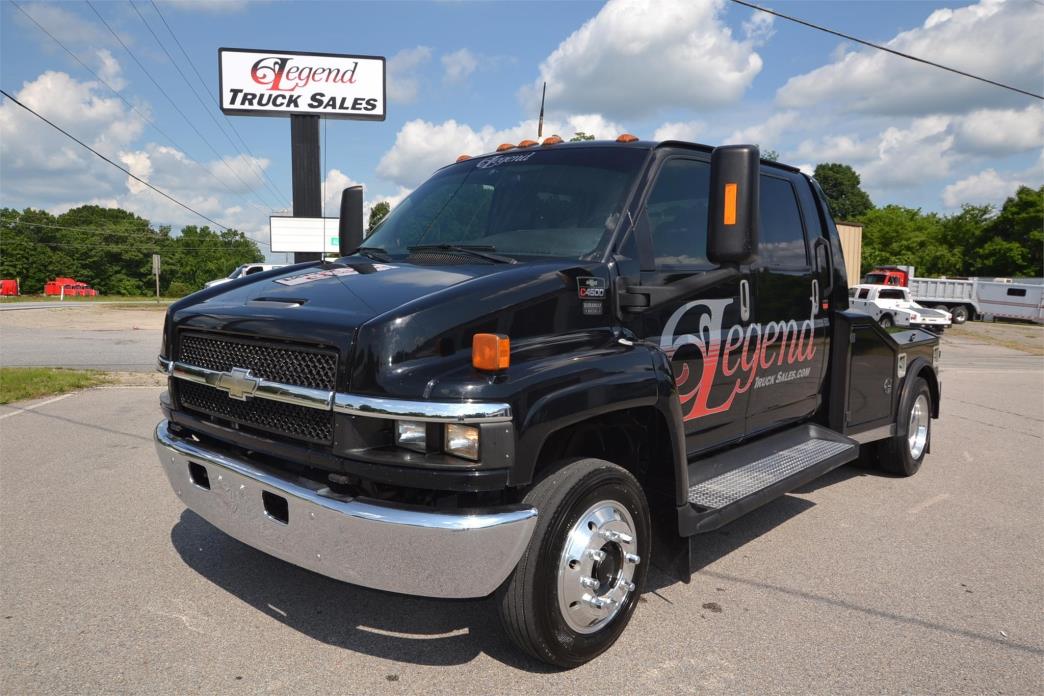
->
[445,424,480,461]
[395,420,427,452]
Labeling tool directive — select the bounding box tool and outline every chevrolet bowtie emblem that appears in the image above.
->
[214,367,259,401]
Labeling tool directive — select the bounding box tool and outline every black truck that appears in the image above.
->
[154,139,941,667]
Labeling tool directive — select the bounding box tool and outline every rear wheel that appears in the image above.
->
[496,458,650,668]
[877,377,931,476]
[950,305,970,324]
[879,314,894,328]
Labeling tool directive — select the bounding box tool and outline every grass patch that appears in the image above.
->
[0,368,110,405]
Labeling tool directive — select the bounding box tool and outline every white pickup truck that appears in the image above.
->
[849,284,952,332]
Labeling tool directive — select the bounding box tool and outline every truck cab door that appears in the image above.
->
[744,173,830,434]
[621,156,754,455]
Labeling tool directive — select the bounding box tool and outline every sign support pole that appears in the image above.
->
[291,114,323,263]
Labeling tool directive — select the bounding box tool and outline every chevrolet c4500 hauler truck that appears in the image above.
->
[154,139,941,667]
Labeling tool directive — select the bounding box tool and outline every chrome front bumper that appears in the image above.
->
[154,421,537,598]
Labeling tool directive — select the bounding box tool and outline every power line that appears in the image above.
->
[128,0,289,209]
[731,0,1043,101]
[85,0,279,210]
[148,0,292,208]
[0,89,231,230]
[7,0,263,213]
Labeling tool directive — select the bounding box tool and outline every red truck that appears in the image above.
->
[43,277,97,297]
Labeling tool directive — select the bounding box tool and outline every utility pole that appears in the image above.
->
[291,115,322,263]
[152,253,161,301]
[537,81,546,139]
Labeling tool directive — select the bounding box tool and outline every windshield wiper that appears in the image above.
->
[353,246,392,262]
[407,244,516,265]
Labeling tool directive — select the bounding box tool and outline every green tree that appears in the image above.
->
[569,131,595,142]
[979,185,1043,277]
[858,205,949,276]
[367,201,390,234]
[762,148,780,162]
[0,205,262,295]
[814,163,874,220]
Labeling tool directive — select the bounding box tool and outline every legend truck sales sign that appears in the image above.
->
[219,48,385,120]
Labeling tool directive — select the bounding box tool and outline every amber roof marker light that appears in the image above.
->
[496,143,515,152]
[473,333,510,371]
[541,135,563,146]
[616,133,639,143]
[517,139,538,148]
[456,154,472,162]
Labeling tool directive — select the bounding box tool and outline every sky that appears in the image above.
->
[1,0,1042,260]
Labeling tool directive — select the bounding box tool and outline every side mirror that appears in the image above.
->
[707,144,759,265]
[338,185,364,257]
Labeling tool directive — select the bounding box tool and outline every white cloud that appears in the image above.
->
[519,0,764,119]
[0,68,277,245]
[777,0,1044,115]
[862,116,957,188]
[161,0,251,13]
[0,70,145,201]
[13,3,112,48]
[442,48,478,83]
[653,120,705,142]
[725,111,800,147]
[375,114,626,188]
[387,46,432,104]
[742,10,775,45]
[941,167,1039,208]
[952,104,1044,156]
[792,134,877,163]
[95,49,126,91]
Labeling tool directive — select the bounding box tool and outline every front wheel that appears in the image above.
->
[496,458,651,668]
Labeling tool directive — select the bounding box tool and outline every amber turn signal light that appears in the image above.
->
[616,133,639,143]
[723,183,738,225]
[472,333,510,371]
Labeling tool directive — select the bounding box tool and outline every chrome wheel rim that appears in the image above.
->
[557,500,640,634]
[908,394,929,459]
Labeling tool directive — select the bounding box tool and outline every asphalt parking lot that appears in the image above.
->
[1,331,1042,694]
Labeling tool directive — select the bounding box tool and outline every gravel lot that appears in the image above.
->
[0,304,163,372]
[1,330,1041,694]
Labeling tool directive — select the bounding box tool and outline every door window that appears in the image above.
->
[645,159,711,270]
[759,176,809,268]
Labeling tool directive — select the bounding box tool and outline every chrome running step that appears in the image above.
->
[679,424,859,536]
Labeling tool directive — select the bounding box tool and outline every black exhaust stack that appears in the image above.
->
[338,185,364,257]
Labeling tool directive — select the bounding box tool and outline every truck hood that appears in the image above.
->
[167,259,610,396]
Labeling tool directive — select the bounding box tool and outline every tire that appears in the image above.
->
[950,305,969,324]
[879,314,894,328]
[933,304,948,312]
[877,377,931,476]
[496,458,651,668]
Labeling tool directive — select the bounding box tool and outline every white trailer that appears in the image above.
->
[863,265,1044,324]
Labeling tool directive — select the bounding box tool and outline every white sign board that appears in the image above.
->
[220,48,385,120]
[270,217,340,253]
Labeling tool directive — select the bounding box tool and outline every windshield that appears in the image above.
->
[365,147,648,259]
[227,265,248,279]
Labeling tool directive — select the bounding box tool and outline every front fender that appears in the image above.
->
[510,341,688,497]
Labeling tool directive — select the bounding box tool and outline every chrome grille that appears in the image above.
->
[176,381,334,444]
[179,332,337,390]
[176,332,337,444]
